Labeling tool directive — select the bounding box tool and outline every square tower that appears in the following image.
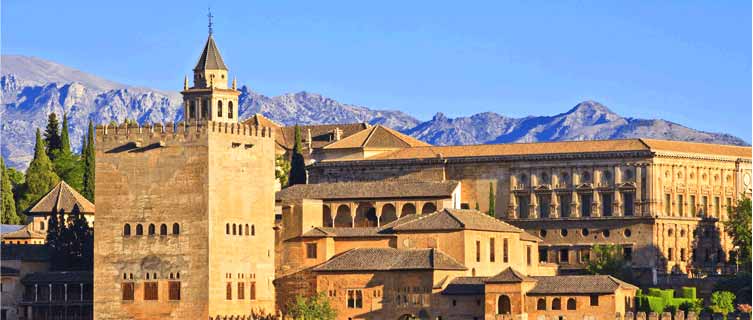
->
[93,121,277,319]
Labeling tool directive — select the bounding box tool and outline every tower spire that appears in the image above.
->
[207,7,214,35]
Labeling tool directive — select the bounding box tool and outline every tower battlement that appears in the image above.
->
[95,121,274,146]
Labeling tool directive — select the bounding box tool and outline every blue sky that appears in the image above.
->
[3,1,751,141]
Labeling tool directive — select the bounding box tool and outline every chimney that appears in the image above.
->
[334,128,342,141]
[306,128,312,152]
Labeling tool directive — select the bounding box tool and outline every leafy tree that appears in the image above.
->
[81,121,95,202]
[19,129,60,213]
[275,155,291,187]
[709,291,736,316]
[70,205,94,270]
[46,206,93,271]
[1,158,21,224]
[44,112,62,160]
[288,125,307,186]
[724,197,751,269]
[714,272,751,304]
[46,209,65,269]
[488,182,495,216]
[586,244,633,282]
[286,292,337,320]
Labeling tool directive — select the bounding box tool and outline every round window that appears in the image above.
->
[539,229,547,237]
[603,230,610,238]
[624,229,632,237]
[582,228,590,236]
[560,229,568,237]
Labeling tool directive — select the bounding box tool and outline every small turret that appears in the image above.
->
[184,76,189,90]
[232,77,237,90]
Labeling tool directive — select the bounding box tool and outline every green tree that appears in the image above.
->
[724,197,752,269]
[488,182,495,216]
[70,205,94,270]
[288,125,307,186]
[44,112,62,160]
[586,244,633,282]
[709,291,736,316]
[286,292,337,320]
[275,155,291,187]
[81,120,95,202]
[52,114,84,191]
[1,158,21,224]
[19,129,60,213]
[46,209,64,269]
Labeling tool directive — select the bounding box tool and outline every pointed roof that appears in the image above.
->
[194,35,228,71]
[486,267,535,283]
[322,125,430,150]
[383,209,523,233]
[312,247,467,272]
[26,181,95,215]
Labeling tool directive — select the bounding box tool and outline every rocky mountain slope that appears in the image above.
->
[1,55,746,169]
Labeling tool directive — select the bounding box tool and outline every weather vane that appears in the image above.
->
[208,7,214,35]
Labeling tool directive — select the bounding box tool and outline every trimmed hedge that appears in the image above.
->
[637,287,701,314]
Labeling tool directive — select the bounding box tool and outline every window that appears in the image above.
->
[232,224,237,235]
[160,224,167,235]
[245,224,249,236]
[249,282,256,300]
[251,225,255,236]
[172,223,180,235]
[123,224,131,236]
[538,194,551,218]
[559,194,571,217]
[122,282,134,300]
[582,171,591,183]
[136,224,143,236]
[668,248,674,261]
[560,229,568,237]
[228,101,234,119]
[476,241,481,262]
[602,229,610,238]
[590,295,599,306]
[677,195,684,216]
[622,192,634,216]
[144,282,158,300]
[580,194,592,217]
[526,246,532,266]
[624,229,632,237]
[665,194,672,215]
[189,101,195,119]
[539,248,548,263]
[680,248,686,262]
[701,196,708,216]
[517,195,530,218]
[690,195,697,216]
[238,282,245,300]
[217,100,223,117]
[306,243,317,259]
[601,193,613,216]
[347,289,363,309]
[148,224,155,236]
[40,221,45,230]
[503,239,509,263]
[226,223,230,234]
[579,249,590,263]
[537,298,546,310]
[559,249,569,263]
[226,282,232,300]
[489,238,495,262]
[567,298,576,310]
[552,298,561,310]
[169,281,181,300]
[714,197,721,218]
[202,99,209,119]
[582,228,590,236]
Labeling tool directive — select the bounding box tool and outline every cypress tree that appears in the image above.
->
[1,158,20,224]
[19,129,60,212]
[81,120,95,202]
[53,114,84,191]
[70,205,93,270]
[46,209,63,270]
[288,125,307,186]
[44,112,62,160]
[60,113,71,155]
[488,182,495,217]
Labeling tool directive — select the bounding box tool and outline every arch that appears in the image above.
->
[148,224,155,236]
[354,203,378,227]
[552,298,561,310]
[136,224,143,236]
[228,101,234,119]
[172,223,180,235]
[251,225,255,236]
[421,202,437,214]
[323,205,333,227]
[417,309,430,320]
[160,224,167,235]
[567,298,576,310]
[226,223,230,235]
[217,100,223,117]
[401,203,416,217]
[497,295,511,314]
[380,204,398,225]
[334,205,352,227]
[245,224,249,236]
[123,224,131,236]
[233,224,237,235]
[537,298,546,310]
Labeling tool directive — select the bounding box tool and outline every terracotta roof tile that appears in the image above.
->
[26,181,95,215]
[640,139,751,158]
[323,125,430,150]
[0,224,45,240]
[385,209,523,233]
[486,267,535,283]
[277,180,458,201]
[301,227,394,238]
[194,35,227,70]
[313,248,466,272]
[442,277,487,295]
[528,275,638,294]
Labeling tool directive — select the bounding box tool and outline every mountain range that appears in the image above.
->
[1,55,747,169]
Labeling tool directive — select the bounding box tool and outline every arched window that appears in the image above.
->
[136,224,144,236]
[148,224,156,236]
[537,298,546,310]
[323,205,333,227]
[40,221,45,230]
[123,224,131,236]
[217,100,223,117]
[245,224,249,236]
[226,223,230,235]
[380,204,398,225]
[232,224,237,235]
[251,225,255,236]
[497,295,511,315]
[228,101,234,119]
[567,298,576,310]
[552,298,561,310]
[189,101,195,119]
[401,203,416,217]
[172,223,180,235]
[160,224,167,235]
[421,202,437,214]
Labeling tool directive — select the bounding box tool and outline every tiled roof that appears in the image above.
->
[277,180,458,201]
[385,209,523,233]
[323,125,430,150]
[519,232,542,242]
[301,227,394,238]
[0,224,24,234]
[242,116,370,152]
[486,267,535,283]
[365,138,751,161]
[26,181,95,215]
[0,244,50,261]
[0,224,45,240]
[442,277,487,295]
[194,35,227,70]
[313,248,466,272]
[22,271,92,284]
[528,275,638,294]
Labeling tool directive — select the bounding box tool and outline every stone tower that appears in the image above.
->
[93,29,276,319]
[182,30,240,123]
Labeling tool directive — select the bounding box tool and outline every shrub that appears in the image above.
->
[709,291,736,316]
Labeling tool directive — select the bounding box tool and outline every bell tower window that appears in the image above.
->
[217,101,223,117]
[228,101,234,119]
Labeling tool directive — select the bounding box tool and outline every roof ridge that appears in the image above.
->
[443,209,467,229]
[361,125,380,148]
[379,125,413,148]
